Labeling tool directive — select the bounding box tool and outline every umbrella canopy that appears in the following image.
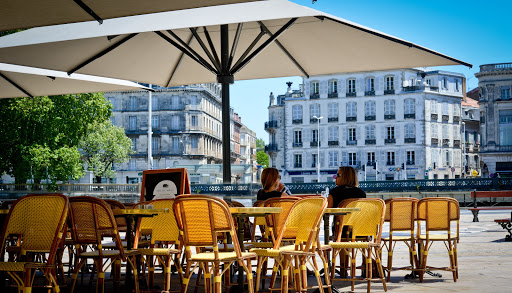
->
[1,0,264,30]
[0,0,471,182]
[0,63,150,98]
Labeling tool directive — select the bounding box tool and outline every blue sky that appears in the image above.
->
[230,0,512,143]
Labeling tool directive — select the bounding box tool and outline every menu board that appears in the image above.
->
[141,168,191,202]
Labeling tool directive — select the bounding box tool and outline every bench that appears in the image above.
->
[470,191,512,222]
[494,213,512,241]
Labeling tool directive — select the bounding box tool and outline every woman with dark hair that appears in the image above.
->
[256,167,291,201]
[327,166,366,208]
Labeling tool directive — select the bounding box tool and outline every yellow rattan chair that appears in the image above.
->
[68,196,140,293]
[330,198,387,293]
[252,197,330,293]
[381,197,419,281]
[173,194,257,293]
[133,198,183,292]
[0,193,69,293]
[416,197,460,282]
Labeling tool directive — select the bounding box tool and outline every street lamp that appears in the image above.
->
[313,115,323,182]
[462,122,466,178]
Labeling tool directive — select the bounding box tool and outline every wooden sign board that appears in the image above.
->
[141,168,191,202]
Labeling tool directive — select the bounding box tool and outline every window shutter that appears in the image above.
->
[381,125,387,140]
[449,151,453,167]
[306,153,312,167]
[319,127,325,142]
[379,150,386,165]
[356,126,362,140]
[319,152,325,168]
[395,124,400,139]
[304,129,311,143]
[342,151,348,166]
[342,126,347,141]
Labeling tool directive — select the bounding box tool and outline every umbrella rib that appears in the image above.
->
[155,31,217,75]
[68,33,138,75]
[202,27,222,72]
[230,18,298,75]
[73,0,103,24]
[259,22,309,78]
[228,23,243,69]
[190,28,221,72]
[230,28,266,73]
[164,34,194,87]
[166,30,218,74]
[0,72,33,98]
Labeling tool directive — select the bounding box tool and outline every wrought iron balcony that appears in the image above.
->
[264,120,278,131]
[292,119,303,124]
[442,115,449,121]
[431,138,439,145]
[347,140,357,145]
[328,117,338,122]
[384,114,395,120]
[386,161,395,166]
[328,92,338,98]
[346,116,357,122]
[367,161,376,167]
[310,93,320,99]
[385,138,396,144]
[405,138,416,143]
[365,90,375,96]
[406,160,415,165]
[403,86,420,92]
[365,115,376,121]
[310,118,320,124]
[328,140,339,146]
[454,140,461,147]
[292,142,303,147]
[443,139,450,146]
[431,113,438,120]
[310,141,320,147]
[453,116,460,122]
[294,163,302,168]
[365,139,376,145]
[384,89,395,95]
[404,113,415,119]
[498,145,512,151]
[346,92,356,97]
[265,144,278,152]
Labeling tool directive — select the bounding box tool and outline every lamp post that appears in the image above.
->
[462,122,466,178]
[313,115,323,182]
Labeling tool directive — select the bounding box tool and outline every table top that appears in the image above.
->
[112,208,169,216]
[230,207,282,215]
[324,207,360,215]
[0,209,9,215]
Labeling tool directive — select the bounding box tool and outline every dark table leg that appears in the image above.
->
[124,215,134,292]
[237,214,246,292]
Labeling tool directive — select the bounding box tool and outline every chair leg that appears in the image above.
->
[366,249,372,293]
[254,256,265,292]
[448,241,457,282]
[213,262,221,293]
[350,249,356,292]
[70,259,86,293]
[312,255,324,293]
[281,256,290,293]
[96,259,105,293]
[420,241,428,283]
[374,247,387,292]
[181,260,193,293]
[244,258,254,293]
[163,256,171,292]
[386,243,393,282]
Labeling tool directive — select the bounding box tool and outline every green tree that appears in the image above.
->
[256,138,266,152]
[0,93,112,184]
[79,121,134,183]
[256,151,269,168]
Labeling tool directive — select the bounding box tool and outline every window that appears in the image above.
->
[191,95,198,105]
[347,102,357,118]
[442,125,449,139]
[310,104,320,119]
[431,124,438,137]
[328,80,338,94]
[171,137,180,153]
[366,77,375,91]
[407,151,415,165]
[454,104,460,116]
[171,115,180,129]
[191,137,198,149]
[499,110,512,145]
[365,101,376,116]
[365,125,375,139]
[151,96,158,110]
[384,100,395,115]
[387,152,395,165]
[348,152,357,166]
[312,129,319,143]
[293,130,302,145]
[431,100,437,113]
[480,112,485,124]
[404,99,415,115]
[152,115,159,129]
[426,78,432,86]
[455,80,459,92]
[312,154,318,168]
[152,137,160,151]
[129,116,137,130]
[171,95,180,109]
[442,77,448,89]
[386,126,395,139]
[347,79,356,93]
[191,115,198,127]
[328,103,338,118]
[129,159,136,170]
[501,86,511,100]
[442,103,449,115]
[410,78,416,86]
[453,125,460,139]
[131,138,137,151]
[294,154,303,168]
[311,81,320,94]
[386,76,394,90]
[445,150,450,166]
[328,126,339,141]
[367,152,376,165]
[129,96,137,110]
[348,127,356,142]
[329,151,338,167]
[292,105,303,120]
[405,124,415,138]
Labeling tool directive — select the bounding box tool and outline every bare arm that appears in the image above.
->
[327,194,334,208]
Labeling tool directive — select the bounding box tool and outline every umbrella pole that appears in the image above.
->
[220,24,234,184]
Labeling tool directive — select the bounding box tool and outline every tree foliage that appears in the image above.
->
[79,121,134,183]
[256,151,269,168]
[0,93,112,184]
[256,138,266,152]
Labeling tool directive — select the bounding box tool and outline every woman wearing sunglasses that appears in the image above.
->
[257,167,292,201]
[327,166,366,208]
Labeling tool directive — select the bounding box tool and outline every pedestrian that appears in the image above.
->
[328,166,366,208]
[257,167,292,201]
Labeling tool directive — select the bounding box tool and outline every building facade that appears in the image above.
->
[105,84,256,184]
[461,97,481,177]
[475,62,512,177]
[265,69,466,183]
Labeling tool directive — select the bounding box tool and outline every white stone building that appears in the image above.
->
[265,69,466,183]
[475,62,512,177]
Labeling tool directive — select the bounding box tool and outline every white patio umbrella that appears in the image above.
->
[0,63,150,98]
[0,0,471,181]
[1,0,264,30]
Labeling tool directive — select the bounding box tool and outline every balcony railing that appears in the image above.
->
[431,138,439,145]
[310,93,320,99]
[385,138,396,144]
[406,160,415,165]
[328,92,338,98]
[265,144,278,152]
[480,62,512,72]
[365,90,375,96]
[292,142,303,147]
[443,139,450,146]
[454,140,461,147]
[384,89,395,95]
[384,114,395,120]
[347,140,357,145]
[365,139,376,145]
[404,113,415,119]
[328,117,338,122]
[328,141,339,146]
[294,164,302,168]
[386,161,396,166]
[346,92,356,97]
[498,145,512,151]
[453,116,460,122]
[310,118,320,124]
[310,141,320,147]
[403,86,420,92]
[264,120,278,130]
[367,162,376,167]
[442,115,449,121]
[346,116,357,122]
[292,119,303,124]
[405,137,416,143]
[365,115,376,121]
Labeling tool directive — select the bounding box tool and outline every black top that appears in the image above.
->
[257,189,283,201]
[329,185,366,208]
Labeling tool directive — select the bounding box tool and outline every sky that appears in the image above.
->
[230,0,512,143]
